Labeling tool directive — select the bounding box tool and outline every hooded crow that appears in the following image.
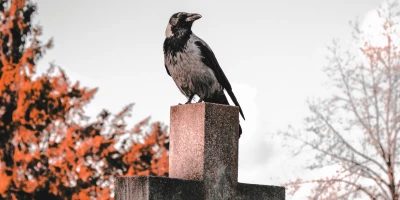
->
[163,12,245,136]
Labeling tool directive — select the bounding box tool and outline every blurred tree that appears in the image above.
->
[0,0,169,199]
[283,1,400,199]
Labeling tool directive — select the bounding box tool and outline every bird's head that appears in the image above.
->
[165,12,202,38]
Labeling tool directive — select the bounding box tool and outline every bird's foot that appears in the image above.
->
[185,94,195,104]
[197,98,204,103]
[179,100,193,105]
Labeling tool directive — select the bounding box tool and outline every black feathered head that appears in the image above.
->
[165,12,202,38]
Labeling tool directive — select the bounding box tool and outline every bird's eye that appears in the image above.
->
[170,17,179,25]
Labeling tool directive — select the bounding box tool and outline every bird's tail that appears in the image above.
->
[205,92,243,137]
[226,89,245,120]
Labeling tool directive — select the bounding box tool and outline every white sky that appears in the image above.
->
[32,0,384,198]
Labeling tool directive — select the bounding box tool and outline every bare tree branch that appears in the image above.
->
[313,109,388,173]
[282,2,400,199]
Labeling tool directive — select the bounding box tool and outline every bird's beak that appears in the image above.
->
[186,13,202,22]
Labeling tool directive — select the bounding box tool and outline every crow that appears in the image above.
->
[163,12,245,136]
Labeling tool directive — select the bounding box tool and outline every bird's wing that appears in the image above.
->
[195,41,231,89]
[165,64,171,76]
[194,40,245,120]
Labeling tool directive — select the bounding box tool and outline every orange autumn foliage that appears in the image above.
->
[0,0,169,199]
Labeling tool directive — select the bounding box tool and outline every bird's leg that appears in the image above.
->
[185,94,195,104]
[197,97,204,103]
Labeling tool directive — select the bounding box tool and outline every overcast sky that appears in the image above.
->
[32,0,384,198]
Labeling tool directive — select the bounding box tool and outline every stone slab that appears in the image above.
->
[237,183,285,200]
[115,176,285,200]
[115,176,204,200]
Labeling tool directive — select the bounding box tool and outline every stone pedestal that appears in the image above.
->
[115,103,285,200]
[170,103,239,199]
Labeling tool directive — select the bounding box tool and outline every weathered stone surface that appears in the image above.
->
[237,183,285,200]
[169,103,206,180]
[115,176,204,200]
[170,103,239,199]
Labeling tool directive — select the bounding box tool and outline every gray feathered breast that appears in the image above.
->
[164,34,223,100]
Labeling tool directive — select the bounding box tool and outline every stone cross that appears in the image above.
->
[115,103,285,200]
